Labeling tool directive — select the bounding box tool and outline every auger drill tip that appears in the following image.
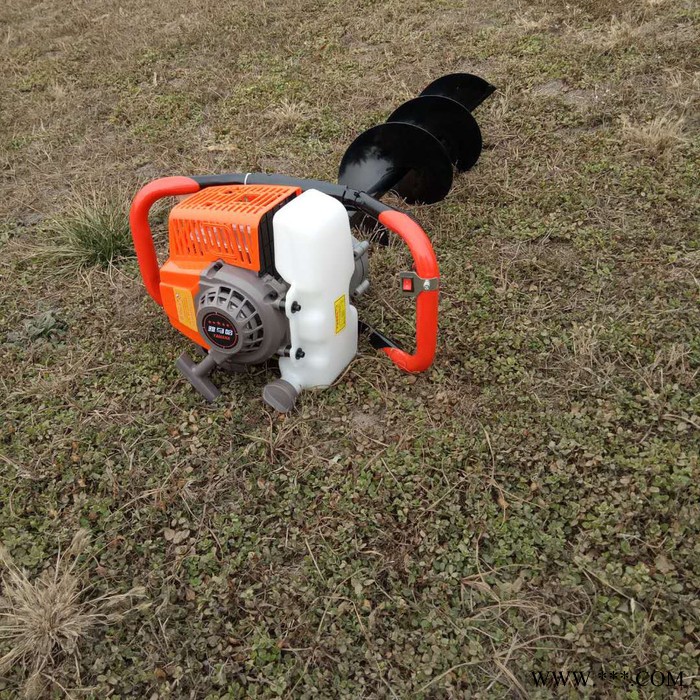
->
[338,72,495,205]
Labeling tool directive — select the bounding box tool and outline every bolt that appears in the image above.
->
[423,280,431,291]
[295,348,305,359]
[291,301,301,313]
[353,240,370,258]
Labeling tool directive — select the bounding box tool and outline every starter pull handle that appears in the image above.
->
[376,210,440,372]
[129,176,200,306]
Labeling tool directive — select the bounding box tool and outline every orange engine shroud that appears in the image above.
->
[159,185,299,346]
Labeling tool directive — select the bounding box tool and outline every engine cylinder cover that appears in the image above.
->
[196,262,288,364]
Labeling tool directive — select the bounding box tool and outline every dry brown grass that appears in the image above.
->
[620,112,687,158]
[0,531,146,699]
[570,322,603,366]
[265,98,313,131]
[564,7,694,52]
[597,15,658,49]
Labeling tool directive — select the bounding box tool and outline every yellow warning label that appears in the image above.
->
[173,286,197,331]
[334,294,346,334]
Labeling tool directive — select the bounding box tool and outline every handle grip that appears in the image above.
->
[129,176,200,306]
[376,210,439,372]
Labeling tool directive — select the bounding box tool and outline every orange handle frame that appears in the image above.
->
[377,210,440,372]
[130,176,439,373]
[129,176,200,306]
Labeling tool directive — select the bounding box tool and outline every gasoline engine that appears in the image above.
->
[129,73,495,411]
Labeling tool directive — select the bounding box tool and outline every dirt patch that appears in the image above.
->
[531,79,612,108]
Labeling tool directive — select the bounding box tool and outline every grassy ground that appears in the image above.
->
[1,0,698,697]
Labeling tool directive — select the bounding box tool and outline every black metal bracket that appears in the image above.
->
[358,320,402,351]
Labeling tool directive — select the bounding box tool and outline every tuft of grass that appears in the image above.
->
[620,112,687,158]
[35,193,133,271]
[265,98,313,131]
[0,531,146,699]
[0,221,17,246]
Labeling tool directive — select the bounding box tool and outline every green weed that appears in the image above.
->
[35,194,133,271]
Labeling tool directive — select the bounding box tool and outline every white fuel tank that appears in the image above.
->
[273,189,358,393]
